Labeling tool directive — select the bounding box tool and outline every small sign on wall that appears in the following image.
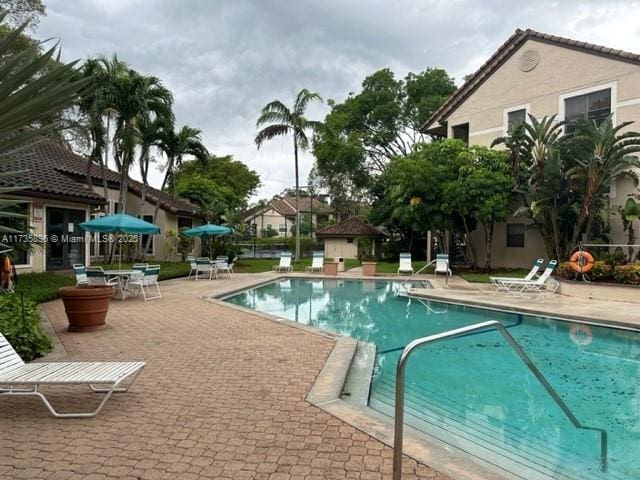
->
[33,203,43,223]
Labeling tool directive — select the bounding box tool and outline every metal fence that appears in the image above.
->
[235,242,324,259]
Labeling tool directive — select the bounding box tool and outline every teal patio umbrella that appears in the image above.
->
[182,223,233,258]
[79,213,160,269]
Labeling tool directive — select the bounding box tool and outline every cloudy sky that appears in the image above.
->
[34,0,640,202]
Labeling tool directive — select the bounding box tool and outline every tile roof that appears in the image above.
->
[2,138,200,215]
[422,28,640,131]
[315,216,386,237]
[246,195,332,218]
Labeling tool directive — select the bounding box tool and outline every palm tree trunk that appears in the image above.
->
[294,134,300,261]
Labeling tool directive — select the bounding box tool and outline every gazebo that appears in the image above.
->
[315,216,387,260]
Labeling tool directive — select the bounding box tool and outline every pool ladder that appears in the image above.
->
[392,320,608,480]
[400,259,437,291]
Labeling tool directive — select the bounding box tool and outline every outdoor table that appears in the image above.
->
[103,270,137,300]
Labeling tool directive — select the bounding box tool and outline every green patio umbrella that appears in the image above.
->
[182,223,233,258]
[79,213,160,269]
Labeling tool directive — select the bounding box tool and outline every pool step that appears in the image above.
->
[371,373,623,480]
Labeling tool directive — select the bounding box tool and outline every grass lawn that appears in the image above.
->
[459,268,530,283]
[374,260,434,275]
[94,261,191,281]
[15,272,75,304]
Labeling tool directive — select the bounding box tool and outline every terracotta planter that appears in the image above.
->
[59,285,113,332]
[324,262,339,276]
[361,261,377,277]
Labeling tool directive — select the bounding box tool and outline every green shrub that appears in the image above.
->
[558,260,613,282]
[613,264,640,285]
[0,292,51,361]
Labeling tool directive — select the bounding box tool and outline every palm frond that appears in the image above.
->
[255,124,290,148]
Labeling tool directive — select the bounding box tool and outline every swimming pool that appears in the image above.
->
[224,278,640,480]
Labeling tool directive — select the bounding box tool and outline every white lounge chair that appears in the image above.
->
[195,257,216,280]
[72,264,88,286]
[397,253,413,275]
[305,251,324,272]
[273,252,293,273]
[434,254,452,283]
[490,258,544,292]
[128,264,162,301]
[0,333,145,418]
[498,260,559,296]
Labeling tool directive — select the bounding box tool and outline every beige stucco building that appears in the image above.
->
[315,216,387,260]
[244,195,333,238]
[423,28,640,267]
[1,139,202,273]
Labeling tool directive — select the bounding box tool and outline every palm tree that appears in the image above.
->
[255,89,323,260]
[110,70,173,213]
[143,124,208,253]
[567,117,640,244]
[77,55,128,201]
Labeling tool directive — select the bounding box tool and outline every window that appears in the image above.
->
[89,213,107,257]
[564,88,611,133]
[451,123,469,145]
[140,215,154,254]
[507,109,526,132]
[346,238,354,244]
[0,202,30,265]
[278,224,286,233]
[506,224,525,248]
[177,216,192,230]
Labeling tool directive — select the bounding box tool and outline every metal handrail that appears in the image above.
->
[401,259,437,290]
[392,320,608,480]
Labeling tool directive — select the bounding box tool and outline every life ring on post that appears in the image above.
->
[569,250,594,273]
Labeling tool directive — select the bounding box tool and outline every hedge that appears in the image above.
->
[0,292,51,361]
[558,261,640,285]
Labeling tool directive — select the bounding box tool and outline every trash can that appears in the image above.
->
[336,257,345,272]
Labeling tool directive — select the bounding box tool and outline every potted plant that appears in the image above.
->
[58,284,114,332]
[324,261,339,276]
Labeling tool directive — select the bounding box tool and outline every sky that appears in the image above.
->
[34,0,640,202]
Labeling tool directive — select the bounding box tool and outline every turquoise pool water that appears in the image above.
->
[224,278,640,480]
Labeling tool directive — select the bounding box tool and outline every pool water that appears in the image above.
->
[225,279,640,480]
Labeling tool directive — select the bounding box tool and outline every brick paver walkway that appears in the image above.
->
[0,275,449,479]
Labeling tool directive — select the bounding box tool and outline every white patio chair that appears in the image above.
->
[490,258,544,292]
[215,259,234,278]
[397,253,413,274]
[127,264,162,301]
[0,332,145,418]
[272,252,293,273]
[305,251,324,272]
[86,267,119,288]
[72,264,88,286]
[187,256,197,279]
[195,258,216,280]
[500,260,559,296]
[434,254,452,276]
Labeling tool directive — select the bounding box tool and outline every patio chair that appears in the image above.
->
[195,257,216,280]
[305,251,324,273]
[272,252,293,273]
[86,267,119,288]
[215,258,234,278]
[490,258,544,292]
[72,264,88,286]
[397,253,413,275]
[500,260,559,296]
[0,332,145,418]
[127,264,162,301]
[187,256,197,279]
[434,254,452,285]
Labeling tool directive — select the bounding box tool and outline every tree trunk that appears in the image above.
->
[459,213,477,269]
[483,222,495,272]
[293,133,300,261]
[628,222,635,262]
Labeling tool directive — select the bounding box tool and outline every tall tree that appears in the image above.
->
[110,70,173,213]
[0,0,45,28]
[312,68,455,210]
[255,88,323,260]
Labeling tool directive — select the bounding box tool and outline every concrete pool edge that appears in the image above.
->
[209,276,522,480]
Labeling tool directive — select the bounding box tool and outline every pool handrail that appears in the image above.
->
[400,258,437,290]
[392,320,608,480]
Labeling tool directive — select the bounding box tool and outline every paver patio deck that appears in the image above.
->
[0,273,449,480]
